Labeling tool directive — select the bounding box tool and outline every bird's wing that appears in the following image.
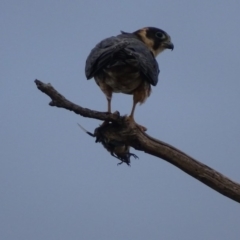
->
[85,36,160,86]
[85,36,129,79]
[125,42,160,86]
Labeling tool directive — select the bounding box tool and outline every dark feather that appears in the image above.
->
[77,123,139,166]
[85,35,159,86]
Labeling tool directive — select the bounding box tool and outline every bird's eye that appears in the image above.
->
[155,32,165,39]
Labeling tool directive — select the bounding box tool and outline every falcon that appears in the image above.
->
[85,27,174,130]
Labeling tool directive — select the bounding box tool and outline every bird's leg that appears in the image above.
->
[126,94,147,131]
[100,93,112,127]
[107,96,111,113]
[129,100,137,121]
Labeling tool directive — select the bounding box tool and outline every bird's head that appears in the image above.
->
[134,27,174,57]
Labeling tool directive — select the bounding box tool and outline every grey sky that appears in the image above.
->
[1,1,240,239]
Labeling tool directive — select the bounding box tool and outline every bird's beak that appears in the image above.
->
[164,42,174,50]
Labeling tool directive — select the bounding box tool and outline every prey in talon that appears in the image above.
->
[85,27,173,131]
[77,123,139,166]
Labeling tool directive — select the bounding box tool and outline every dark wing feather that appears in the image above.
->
[85,37,129,79]
[123,43,160,86]
[85,35,160,86]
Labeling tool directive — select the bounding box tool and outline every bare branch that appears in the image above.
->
[35,79,120,122]
[35,79,240,204]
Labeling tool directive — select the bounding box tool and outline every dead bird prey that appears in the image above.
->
[77,123,138,166]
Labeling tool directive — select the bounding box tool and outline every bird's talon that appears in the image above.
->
[112,111,120,117]
[130,153,139,159]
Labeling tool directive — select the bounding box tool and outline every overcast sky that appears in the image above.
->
[1,1,240,239]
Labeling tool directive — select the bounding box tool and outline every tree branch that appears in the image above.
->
[34,79,240,204]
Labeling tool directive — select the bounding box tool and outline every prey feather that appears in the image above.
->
[77,123,138,166]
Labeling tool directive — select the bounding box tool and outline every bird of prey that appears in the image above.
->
[85,27,173,130]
